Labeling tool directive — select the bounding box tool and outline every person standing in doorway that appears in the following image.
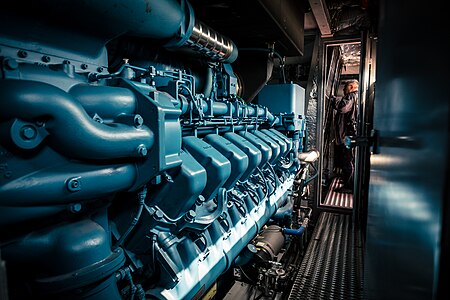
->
[331,79,358,193]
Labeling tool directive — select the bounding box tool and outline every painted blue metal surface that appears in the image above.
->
[258,83,305,116]
[0,0,306,299]
[203,134,249,189]
[364,1,448,299]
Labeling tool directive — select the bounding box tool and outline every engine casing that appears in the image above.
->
[0,1,306,299]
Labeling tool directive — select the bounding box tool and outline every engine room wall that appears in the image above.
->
[364,1,448,299]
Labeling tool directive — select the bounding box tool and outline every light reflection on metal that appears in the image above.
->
[308,0,332,37]
[365,1,448,297]
[188,21,236,62]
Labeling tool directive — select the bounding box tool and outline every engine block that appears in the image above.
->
[0,1,306,299]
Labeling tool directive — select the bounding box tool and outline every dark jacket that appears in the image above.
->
[332,91,358,145]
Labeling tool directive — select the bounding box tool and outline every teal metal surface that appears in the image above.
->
[258,83,306,116]
[365,1,448,299]
[0,0,306,299]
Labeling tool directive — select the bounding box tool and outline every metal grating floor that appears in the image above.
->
[322,178,353,209]
[288,212,364,300]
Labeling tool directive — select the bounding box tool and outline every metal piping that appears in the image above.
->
[0,163,137,206]
[1,0,238,64]
[69,85,138,119]
[186,21,238,63]
[0,80,154,160]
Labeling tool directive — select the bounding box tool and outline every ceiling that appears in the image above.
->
[188,0,373,99]
[189,0,374,62]
[189,0,308,57]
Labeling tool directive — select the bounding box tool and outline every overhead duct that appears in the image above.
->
[0,0,238,63]
[185,21,238,63]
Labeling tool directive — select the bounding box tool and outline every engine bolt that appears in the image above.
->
[97,67,104,73]
[70,203,82,213]
[137,144,147,157]
[134,114,144,127]
[196,195,206,205]
[154,210,164,220]
[21,126,37,140]
[41,55,51,63]
[66,177,82,192]
[81,63,88,70]
[71,181,79,188]
[185,210,196,222]
[4,58,18,70]
[17,50,28,58]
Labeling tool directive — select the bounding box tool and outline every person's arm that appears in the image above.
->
[335,93,356,113]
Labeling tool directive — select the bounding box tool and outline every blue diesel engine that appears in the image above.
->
[0,1,310,299]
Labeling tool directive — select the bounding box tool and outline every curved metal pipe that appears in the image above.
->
[2,219,125,297]
[202,66,214,98]
[0,163,137,206]
[0,80,153,160]
[273,196,293,220]
[69,85,137,119]
[115,186,147,248]
[2,0,238,63]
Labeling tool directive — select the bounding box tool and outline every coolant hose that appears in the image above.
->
[283,218,309,237]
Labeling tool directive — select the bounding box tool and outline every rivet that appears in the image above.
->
[41,55,51,63]
[134,114,143,127]
[17,50,28,58]
[70,203,82,213]
[66,177,82,192]
[4,58,18,70]
[137,144,147,157]
[81,64,88,70]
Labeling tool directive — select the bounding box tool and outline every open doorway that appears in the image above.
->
[320,39,361,209]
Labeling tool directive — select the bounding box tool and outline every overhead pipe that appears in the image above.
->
[185,20,238,63]
[2,0,238,63]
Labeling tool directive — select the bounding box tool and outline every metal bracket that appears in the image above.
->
[344,129,380,154]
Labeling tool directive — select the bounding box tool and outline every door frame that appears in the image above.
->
[314,33,374,220]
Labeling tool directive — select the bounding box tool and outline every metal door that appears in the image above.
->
[364,1,448,299]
